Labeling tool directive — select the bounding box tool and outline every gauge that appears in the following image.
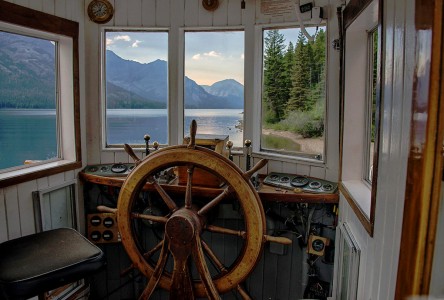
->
[90,216,101,226]
[90,231,101,241]
[312,238,325,252]
[88,166,98,172]
[100,166,108,172]
[102,230,114,241]
[309,181,321,189]
[280,176,290,183]
[291,176,309,187]
[269,174,280,181]
[322,183,334,191]
[111,163,127,173]
[103,217,114,228]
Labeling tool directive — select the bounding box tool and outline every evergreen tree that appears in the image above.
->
[263,30,287,123]
[288,31,313,112]
[282,41,295,114]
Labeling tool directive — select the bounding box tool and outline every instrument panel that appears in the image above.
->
[83,163,135,177]
[263,172,337,194]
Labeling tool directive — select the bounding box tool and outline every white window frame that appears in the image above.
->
[180,27,246,149]
[100,27,170,150]
[0,18,80,184]
[252,22,328,165]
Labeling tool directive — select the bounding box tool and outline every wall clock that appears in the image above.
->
[202,0,219,11]
[87,0,114,24]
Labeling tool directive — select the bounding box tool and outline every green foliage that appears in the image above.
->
[262,27,326,138]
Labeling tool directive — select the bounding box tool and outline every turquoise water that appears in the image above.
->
[0,109,57,170]
[0,109,244,170]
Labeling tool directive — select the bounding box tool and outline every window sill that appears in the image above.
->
[0,160,81,188]
[339,180,374,236]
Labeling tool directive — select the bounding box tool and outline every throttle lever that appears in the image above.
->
[124,143,141,166]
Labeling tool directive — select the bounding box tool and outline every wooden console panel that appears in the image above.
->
[79,172,338,204]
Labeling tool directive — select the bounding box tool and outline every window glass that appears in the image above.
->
[261,27,326,160]
[184,31,244,147]
[104,30,168,146]
[365,28,378,182]
[0,31,57,170]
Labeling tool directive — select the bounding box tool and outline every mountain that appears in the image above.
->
[0,33,244,109]
[106,50,244,109]
[0,31,56,108]
[202,79,244,106]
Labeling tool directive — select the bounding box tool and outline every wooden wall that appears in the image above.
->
[336,0,415,299]
[0,0,87,243]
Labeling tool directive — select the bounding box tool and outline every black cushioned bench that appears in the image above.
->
[0,228,105,299]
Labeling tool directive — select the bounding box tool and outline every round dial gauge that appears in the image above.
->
[111,163,128,173]
[312,239,325,252]
[202,0,219,11]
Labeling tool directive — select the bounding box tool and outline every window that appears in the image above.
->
[0,1,81,186]
[103,30,168,147]
[364,28,378,183]
[0,32,57,170]
[183,30,244,148]
[261,26,326,160]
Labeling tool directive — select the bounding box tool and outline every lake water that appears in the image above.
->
[107,109,243,145]
[0,109,243,170]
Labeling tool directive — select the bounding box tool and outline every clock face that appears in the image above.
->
[88,0,114,24]
[92,2,108,18]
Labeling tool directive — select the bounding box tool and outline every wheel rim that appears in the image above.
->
[117,145,266,298]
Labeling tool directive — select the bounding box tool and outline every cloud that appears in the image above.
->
[114,35,131,42]
[131,40,142,48]
[106,38,113,46]
[204,51,221,58]
[192,51,222,60]
[240,53,244,60]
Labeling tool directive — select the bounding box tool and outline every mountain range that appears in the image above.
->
[0,32,244,109]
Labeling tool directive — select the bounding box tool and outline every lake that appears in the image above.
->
[0,109,244,170]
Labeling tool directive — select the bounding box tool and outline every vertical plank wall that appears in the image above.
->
[336,0,415,299]
[0,0,87,243]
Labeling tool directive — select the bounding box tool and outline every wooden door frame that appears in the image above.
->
[395,0,444,297]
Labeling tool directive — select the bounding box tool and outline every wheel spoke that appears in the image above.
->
[151,179,178,212]
[185,165,194,209]
[206,225,246,239]
[131,212,168,224]
[198,186,231,216]
[201,240,227,274]
[143,240,164,260]
[192,235,220,300]
[138,238,169,300]
[202,241,251,300]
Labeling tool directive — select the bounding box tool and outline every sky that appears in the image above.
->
[105,26,324,86]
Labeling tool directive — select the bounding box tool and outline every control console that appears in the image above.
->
[263,172,337,194]
[83,163,135,177]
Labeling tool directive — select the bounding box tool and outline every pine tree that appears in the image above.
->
[282,41,295,114]
[263,30,287,123]
[288,31,312,113]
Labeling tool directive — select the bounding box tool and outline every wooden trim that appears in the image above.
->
[343,0,373,29]
[0,1,78,37]
[0,1,82,187]
[0,162,82,189]
[339,182,373,236]
[395,0,444,297]
[80,172,339,204]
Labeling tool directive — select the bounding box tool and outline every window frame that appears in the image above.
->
[253,22,328,164]
[0,2,81,188]
[101,27,170,150]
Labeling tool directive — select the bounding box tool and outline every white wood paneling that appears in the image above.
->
[127,0,142,26]
[4,186,21,239]
[114,0,129,26]
[184,0,199,26]
[141,0,156,26]
[0,189,8,242]
[155,0,170,27]
[17,181,38,236]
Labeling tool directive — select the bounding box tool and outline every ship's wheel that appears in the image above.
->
[101,121,291,299]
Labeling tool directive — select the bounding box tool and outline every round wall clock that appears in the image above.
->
[202,0,219,11]
[87,0,114,24]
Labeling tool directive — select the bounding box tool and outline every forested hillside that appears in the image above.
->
[263,29,326,138]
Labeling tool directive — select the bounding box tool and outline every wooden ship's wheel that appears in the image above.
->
[101,121,291,299]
